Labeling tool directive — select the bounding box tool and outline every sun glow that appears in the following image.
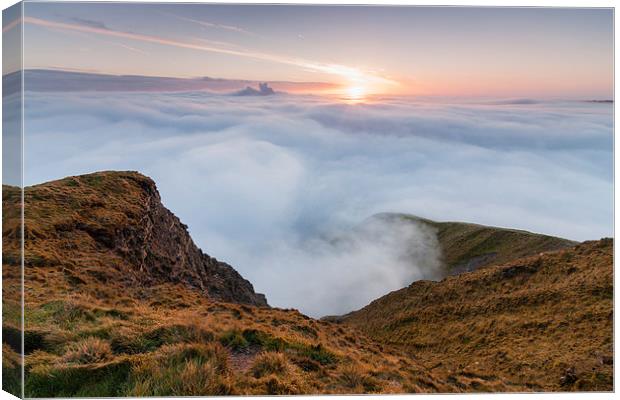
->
[321,66,399,102]
[344,85,367,103]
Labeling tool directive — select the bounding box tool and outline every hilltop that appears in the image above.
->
[341,239,613,391]
[3,171,267,306]
[2,171,460,396]
[373,213,577,275]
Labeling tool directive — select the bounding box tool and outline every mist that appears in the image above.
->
[21,89,613,316]
[243,216,442,316]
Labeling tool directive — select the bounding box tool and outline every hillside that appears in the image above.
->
[1,171,612,395]
[2,171,466,396]
[374,213,577,275]
[341,239,613,391]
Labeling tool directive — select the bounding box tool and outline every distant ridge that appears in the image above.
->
[10,69,334,93]
[234,82,276,96]
[371,213,577,275]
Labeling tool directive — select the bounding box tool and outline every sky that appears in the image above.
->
[2,4,614,316]
[4,3,613,98]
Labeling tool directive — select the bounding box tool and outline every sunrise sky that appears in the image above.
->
[4,3,614,98]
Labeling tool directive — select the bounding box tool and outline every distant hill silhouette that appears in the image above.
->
[234,82,276,96]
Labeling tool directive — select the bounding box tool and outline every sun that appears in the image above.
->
[345,85,367,102]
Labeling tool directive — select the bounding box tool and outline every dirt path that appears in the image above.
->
[228,345,262,373]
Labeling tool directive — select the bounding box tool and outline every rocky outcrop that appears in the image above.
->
[18,171,267,306]
[108,173,267,305]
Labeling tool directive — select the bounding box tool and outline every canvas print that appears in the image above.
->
[1,2,614,397]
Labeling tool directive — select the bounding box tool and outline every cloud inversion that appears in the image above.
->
[22,89,613,316]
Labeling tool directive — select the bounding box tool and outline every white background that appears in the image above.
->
[0,0,615,399]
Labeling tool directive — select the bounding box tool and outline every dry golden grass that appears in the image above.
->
[1,177,455,396]
[380,213,576,274]
[62,337,113,364]
[11,286,460,396]
[250,352,291,378]
[344,239,613,392]
[127,342,232,396]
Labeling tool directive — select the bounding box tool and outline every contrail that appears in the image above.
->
[160,11,257,36]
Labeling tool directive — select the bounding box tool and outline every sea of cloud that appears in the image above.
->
[22,90,613,316]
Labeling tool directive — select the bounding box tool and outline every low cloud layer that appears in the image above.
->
[18,70,335,93]
[22,90,613,316]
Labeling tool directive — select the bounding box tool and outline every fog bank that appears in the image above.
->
[22,91,613,315]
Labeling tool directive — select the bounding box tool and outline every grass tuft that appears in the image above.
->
[126,343,231,396]
[62,337,113,364]
[251,353,290,378]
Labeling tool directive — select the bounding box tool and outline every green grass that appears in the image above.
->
[390,213,577,273]
[2,344,22,397]
[126,343,231,396]
[25,359,132,397]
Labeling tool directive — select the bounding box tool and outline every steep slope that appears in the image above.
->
[375,213,577,275]
[341,239,613,391]
[2,171,464,396]
[4,171,266,306]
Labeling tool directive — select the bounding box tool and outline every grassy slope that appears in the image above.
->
[342,239,613,391]
[5,289,465,396]
[2,185,22,397]
[380,213,577,274]
[2,172,463,396]
[3,172,610,394]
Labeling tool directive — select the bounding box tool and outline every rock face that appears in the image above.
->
[105,173,267,306]
[15,171,267,306]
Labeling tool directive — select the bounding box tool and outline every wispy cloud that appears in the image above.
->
[54,22,150,56]
[2,17,21,33]
[192,37,244,51]
[69,16,108,30]
[161,12,257,36]
[23,16,398,87]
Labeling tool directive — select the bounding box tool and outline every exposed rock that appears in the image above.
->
[559,367,577,387]
[16,171,268,306]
